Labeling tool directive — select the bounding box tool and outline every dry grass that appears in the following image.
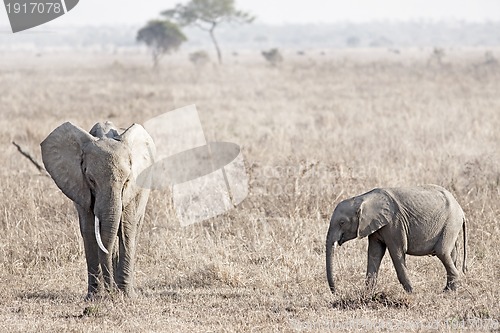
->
[0,49,499,332]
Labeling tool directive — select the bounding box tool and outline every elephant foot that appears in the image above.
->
[86,285,137,300]
[120,286,138,299]
[444,282,457,292]
[85,291,102,302]
[84,293,94,302]
[365,274,378,292]
[84,284,103,301]
[126,290,138,299]
[403,284,413,293]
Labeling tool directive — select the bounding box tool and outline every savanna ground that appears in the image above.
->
[0,48,499,332]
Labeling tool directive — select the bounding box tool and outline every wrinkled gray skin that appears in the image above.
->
[326,185,467,293]
[41,121,155,299]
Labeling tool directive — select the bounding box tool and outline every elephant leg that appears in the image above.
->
[116,223,137,296]
[436,252,460,291]
[115,206,144,297]
[98,243,117,292]
[366,236,386,291]
[81,231,102,298]
[450,242,458,269]
[387,247,413,293]
[113,191,149,298]
[76,205,102,299]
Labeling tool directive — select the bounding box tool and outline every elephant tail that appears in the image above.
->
[462,216,467,274]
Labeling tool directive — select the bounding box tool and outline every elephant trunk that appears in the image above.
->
[95,196,122,289]
[326,226,336,293]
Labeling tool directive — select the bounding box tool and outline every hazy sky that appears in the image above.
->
[1,0,500,27]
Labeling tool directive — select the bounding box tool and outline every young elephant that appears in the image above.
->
[326,185,467,293]
[41,121,156,299]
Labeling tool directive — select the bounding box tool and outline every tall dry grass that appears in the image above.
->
[0,49,499,332]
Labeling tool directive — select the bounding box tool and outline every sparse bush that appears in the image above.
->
[189,50,210,67]
[428,47,445,66]
[261,48,283,66]
[484,51,498,66]
[346,36,360,47]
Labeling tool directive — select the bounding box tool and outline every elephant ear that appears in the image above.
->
[40,122,95,208]
[119,124,156,188]
[89,121,119,139]
[357,190,393,239]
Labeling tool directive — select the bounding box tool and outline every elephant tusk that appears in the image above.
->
[94,216,109,254]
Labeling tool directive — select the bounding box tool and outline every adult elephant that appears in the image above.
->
[325,185,467,293]
[41,121,156,299]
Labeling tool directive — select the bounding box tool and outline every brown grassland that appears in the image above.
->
[0,49,499,332]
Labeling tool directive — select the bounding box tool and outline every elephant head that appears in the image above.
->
[41,121,155,297]
[325,190,392,293]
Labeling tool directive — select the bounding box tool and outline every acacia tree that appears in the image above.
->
[137,20,187,68]
[162,0,254,64]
